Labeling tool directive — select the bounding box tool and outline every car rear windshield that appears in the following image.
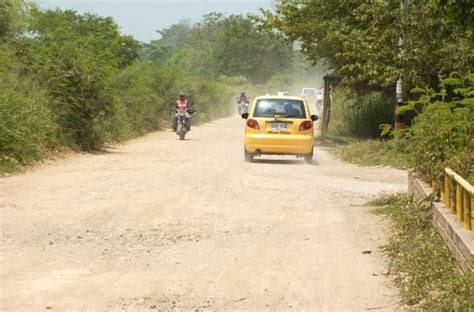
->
[253,99,307,119]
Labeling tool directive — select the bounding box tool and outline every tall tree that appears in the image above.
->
[23,9,142,150]
[263,0,473,91]
[0,0,28,41]
[143,13,295,83]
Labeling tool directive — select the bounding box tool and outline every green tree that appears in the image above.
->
[0,43,59,167]
[0,0,30,42]
[263,0,473,91]
[430,0,474,30]
[142,22,192,62]
[29,8,141,69]
[24,8,142,150]
[213,15,293,83]
[143,13,295,83]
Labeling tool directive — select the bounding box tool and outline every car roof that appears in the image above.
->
[255,95,306,101]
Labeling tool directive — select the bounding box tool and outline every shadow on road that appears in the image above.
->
[252,159,301,165]
[251,158,319,166]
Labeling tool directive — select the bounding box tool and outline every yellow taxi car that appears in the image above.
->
[241,95,318,163]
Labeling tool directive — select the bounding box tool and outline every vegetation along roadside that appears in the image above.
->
[368,194,474,310]
[264,1,473,184]
[0,1,312,175]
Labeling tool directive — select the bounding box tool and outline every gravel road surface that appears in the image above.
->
[0,116,407,311]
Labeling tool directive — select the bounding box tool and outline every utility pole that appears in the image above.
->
[395,0,408,130]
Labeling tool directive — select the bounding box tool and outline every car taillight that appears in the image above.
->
[247,119,259,130]
[299,120,312,131]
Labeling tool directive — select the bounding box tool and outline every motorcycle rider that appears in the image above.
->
[172,92,192,132]
[237,91,249,104]
[236,91,249,114]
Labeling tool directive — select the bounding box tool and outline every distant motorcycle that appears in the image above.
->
[175,108,191,140]
[237,96,249,115]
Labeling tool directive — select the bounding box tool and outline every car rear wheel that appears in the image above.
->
[244,149,254,162]
[304,149,313,164]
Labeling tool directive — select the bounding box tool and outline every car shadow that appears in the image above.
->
[252,158,319,166]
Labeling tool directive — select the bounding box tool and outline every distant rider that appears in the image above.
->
[236,91,249,114]
[237,91,249,105]
[173,93,192,132]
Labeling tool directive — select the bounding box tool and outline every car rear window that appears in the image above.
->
[253,99,307,119]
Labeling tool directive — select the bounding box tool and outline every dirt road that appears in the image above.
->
[0,116,406,311]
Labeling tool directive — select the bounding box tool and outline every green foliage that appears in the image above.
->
[1,5,298,173]
[430,0,474,30]
[0,45,58,166]
[104,63,163,140]
[263,1,474,90]
[366,193,403,207]
[399,73,474,183]
[0,91,57,164]
[28,8,141,69]
[331,139,410,169]
[330,88,394,138]
[186,78,233,123]
[20,8,143,150]
[213,15,293,83]
[143,13,294,83]
[371,194,474,309]
[45,48,112,150]
[217,75,248,86]
[104,62,233,140]
[0,0,28,41]
[142,22,192,63]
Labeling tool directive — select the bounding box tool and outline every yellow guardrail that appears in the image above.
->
[440,168,473,238]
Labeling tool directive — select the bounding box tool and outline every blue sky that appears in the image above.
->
[36,1,274,42]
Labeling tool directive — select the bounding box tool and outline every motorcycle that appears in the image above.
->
[175,108,190,140]
[237,97,249,115]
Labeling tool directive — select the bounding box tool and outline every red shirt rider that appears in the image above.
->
[239,93,248,104]
[176,94,188,110]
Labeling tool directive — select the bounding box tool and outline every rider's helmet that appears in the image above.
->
[179,92,186,99]
[240,91,246,96]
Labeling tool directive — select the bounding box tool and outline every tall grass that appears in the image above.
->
[329,88,393,138]
[0,49,234,174]
[0,46,59,172]
[370,194,474,310]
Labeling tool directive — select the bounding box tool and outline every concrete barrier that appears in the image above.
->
[408,172,474,273]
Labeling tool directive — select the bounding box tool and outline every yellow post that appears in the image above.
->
[464,191,471,230]
[444,174,450,209]
[456,184,463,222]
[451,185,457,214]
[440,177,445,202]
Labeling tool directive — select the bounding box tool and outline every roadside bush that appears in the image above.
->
[186,78,233,123]
[43,48,112,151]
[333,140,409,169]
[105,63,164,140]
[105,62,234,141]
[0,45,58,171]
[26,8,142,151]
[330,88,393,138]
[400,73,474,183]
[0,91,58,164]
[371,194,474,309]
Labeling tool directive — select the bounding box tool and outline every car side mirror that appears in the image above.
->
[241,113,249,119]
[311,115,319,122]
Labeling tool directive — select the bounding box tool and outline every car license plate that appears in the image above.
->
[272,122,287,131]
